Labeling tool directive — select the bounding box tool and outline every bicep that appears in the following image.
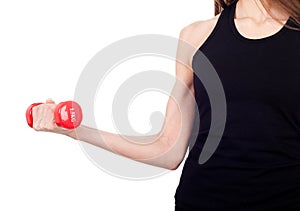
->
[175,29,197,92]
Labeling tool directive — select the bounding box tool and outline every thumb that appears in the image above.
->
[46,98,55,104]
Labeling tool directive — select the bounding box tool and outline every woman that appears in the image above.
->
[31,0,300,210]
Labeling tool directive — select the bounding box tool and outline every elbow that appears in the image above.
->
[156,133,187,170]
[168,164,180,171]
[166,156,184,170]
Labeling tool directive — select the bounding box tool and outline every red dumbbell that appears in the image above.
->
[26,101,83,129]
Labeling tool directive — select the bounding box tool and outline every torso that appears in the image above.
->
[175,1,300,209]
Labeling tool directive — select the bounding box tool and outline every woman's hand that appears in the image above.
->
[31,99,70,134]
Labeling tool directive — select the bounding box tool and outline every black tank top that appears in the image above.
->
[175,1,300,210]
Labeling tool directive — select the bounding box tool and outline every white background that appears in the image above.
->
[0,0,213,210]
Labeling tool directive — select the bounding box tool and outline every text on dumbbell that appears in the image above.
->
[70,108,76,123]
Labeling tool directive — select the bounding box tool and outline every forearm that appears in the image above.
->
[65,125,177,169]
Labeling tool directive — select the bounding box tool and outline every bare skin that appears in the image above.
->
[32,0,289,170]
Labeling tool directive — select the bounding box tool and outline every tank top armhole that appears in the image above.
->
[191,8,228,82]
[197,9,227,52]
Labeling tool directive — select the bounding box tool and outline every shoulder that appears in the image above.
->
[179,13,221,50]
[174,14,222,86]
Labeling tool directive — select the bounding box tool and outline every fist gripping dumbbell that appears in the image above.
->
[26,101,83,129]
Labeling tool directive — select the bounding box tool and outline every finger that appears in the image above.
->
[32,106,41,130]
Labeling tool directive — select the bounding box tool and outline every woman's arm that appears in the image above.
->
[32,24,205,170]
[65,66,195,170]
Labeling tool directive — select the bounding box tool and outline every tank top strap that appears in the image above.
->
[198,2,234,51]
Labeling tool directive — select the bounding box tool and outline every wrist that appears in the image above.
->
[59,127,79,140]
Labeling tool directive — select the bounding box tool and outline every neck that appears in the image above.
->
[236,0,289,22]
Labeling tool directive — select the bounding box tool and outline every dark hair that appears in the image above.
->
[214,0,300,30]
